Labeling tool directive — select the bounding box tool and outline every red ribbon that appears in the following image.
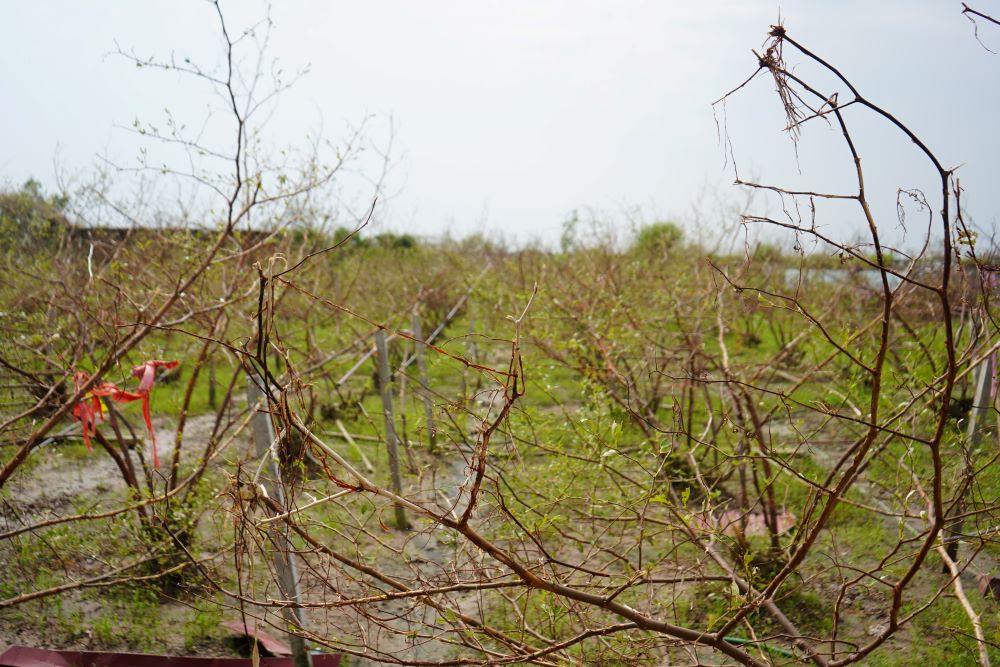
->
[71,360,179,468]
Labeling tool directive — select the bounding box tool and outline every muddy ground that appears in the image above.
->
[0,411,481,664]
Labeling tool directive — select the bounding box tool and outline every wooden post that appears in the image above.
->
[396,370,418,474]
[967,353,995,444]
[207,358,217,410]
[464,315,479,436]
[411,308,437,454]
[375,330,409,530]
[468,314,481,398]
[944,353,994,567]
[246,379,313,667]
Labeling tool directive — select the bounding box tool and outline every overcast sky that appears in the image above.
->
[1,1,997,249]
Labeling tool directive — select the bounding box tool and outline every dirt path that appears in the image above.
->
[0,414,242,656]
[318,449,478,666]
[1,414,222,524]
[1,411,490,664]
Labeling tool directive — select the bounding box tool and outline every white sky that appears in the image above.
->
[1,1,997,250]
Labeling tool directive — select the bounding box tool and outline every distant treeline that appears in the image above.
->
[0,180,939,270]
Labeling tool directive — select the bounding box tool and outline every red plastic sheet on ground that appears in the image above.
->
[220,620,292,657]
[0,646,341,667]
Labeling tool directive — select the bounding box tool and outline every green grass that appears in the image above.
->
[2,226,997,665]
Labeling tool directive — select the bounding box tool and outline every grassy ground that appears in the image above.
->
[2,229,998,665]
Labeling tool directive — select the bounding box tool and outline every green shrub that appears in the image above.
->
[632,221,684,254]
[0,179,71,255]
